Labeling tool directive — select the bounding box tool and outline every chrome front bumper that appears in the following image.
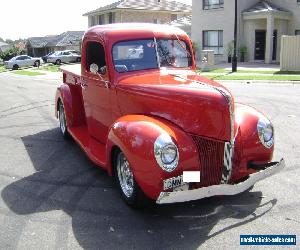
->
[156,158,285,204]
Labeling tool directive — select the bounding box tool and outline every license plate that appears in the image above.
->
[163,175,183,190]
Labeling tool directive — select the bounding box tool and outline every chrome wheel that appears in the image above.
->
[117,152,134,198]
[59,103,66,135]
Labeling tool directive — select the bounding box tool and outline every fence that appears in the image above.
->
[280,36,300,71]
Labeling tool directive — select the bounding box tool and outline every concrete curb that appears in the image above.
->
[218,80,300,84]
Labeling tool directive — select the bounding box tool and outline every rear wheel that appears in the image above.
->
[114,150,150,208]
[34,60,40,67]
[58,101,69,139]
[76,57,81,62]
[55,59,61,65]
[12,64,19,70]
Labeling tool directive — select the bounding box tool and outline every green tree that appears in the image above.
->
[0,46,26,61]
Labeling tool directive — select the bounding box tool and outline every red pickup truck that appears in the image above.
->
[55,23,284,207]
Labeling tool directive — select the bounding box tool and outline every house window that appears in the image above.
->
[203,30,223,54]
[203,0,224,10]
[91,16,96,26]
[296,30,300,35]
[171,14,177,21]
[109,12,115,24]
[98,14,105,25]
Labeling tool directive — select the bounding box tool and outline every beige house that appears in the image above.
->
[27,31,84,57]
[83,0,191,27]
[192,0,300,63]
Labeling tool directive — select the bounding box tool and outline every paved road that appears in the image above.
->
[0,73,299,250]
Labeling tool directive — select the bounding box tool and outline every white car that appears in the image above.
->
[4,55,43,70]
[47,50,81,65]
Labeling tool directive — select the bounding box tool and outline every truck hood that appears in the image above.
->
[116,69,233,141]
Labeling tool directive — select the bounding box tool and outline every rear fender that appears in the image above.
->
[55,84,74,126]
[55,84,86,127]
[106,115,199,200]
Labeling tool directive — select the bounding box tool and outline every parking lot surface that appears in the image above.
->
[0,73,299,249]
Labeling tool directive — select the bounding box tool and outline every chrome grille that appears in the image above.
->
[191,136,225,187]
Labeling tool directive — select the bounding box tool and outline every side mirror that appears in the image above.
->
[99,66,107,75]
[89,63,99,74]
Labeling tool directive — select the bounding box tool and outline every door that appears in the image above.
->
[24,56,34,67]
[255,30,266,60]
[82,40,112,144]
[272,30,277,61]
[16,56,27,67]
[62,51,72,63]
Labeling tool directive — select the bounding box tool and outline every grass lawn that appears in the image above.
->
[35,64,60,72]
[12,70,46,76]
[0,66,6,73]
[198,67,300,81]
[203,74,300,81]
[199,69,300,75]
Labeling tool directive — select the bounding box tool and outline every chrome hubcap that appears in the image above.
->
[117,152,134,198]
[59,104,66,134]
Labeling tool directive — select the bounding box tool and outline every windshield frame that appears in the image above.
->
[111,37,193,74]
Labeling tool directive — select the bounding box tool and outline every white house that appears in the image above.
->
[83,0,191,27]
[192,0,300,63]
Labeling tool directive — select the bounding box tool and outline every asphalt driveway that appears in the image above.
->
[0,73,299,249]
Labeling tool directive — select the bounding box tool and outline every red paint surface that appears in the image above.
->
[55,24,274,201]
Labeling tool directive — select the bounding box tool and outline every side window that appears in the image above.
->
[86,41,106,74]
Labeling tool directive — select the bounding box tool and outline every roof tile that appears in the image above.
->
[83,0,191,16]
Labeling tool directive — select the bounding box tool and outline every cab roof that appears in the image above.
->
[84,23,188,42]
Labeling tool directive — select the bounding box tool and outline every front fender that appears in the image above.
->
[106,115,199,200]
[231,103,274,182]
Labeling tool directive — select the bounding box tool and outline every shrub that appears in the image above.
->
[0,47,26,61]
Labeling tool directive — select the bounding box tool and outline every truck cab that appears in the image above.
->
[55,23,284,207]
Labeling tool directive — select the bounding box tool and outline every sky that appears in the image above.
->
[0,0,192,40]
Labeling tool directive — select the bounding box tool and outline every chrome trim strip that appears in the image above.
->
[156,158,285,204]
[221,142,234,184]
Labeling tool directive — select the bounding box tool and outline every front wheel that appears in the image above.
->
[55,59,61,65]
[12,64,19,70]
[58,101,69,139]
[114,150,149,208]
[34,61,40,67]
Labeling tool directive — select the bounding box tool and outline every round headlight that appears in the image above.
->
[257,117,274,148]
[154,133,179,172]
[161,144,178,164]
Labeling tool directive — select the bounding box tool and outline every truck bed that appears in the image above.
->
[58,64,107,168]
[60,64,81,77]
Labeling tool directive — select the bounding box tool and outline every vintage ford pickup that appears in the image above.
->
[55,23,284,207]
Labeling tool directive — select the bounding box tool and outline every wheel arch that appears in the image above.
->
[55,85,73,126]
[105,114,199,200]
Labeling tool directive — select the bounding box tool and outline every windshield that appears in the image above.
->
[112,38,192,73]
